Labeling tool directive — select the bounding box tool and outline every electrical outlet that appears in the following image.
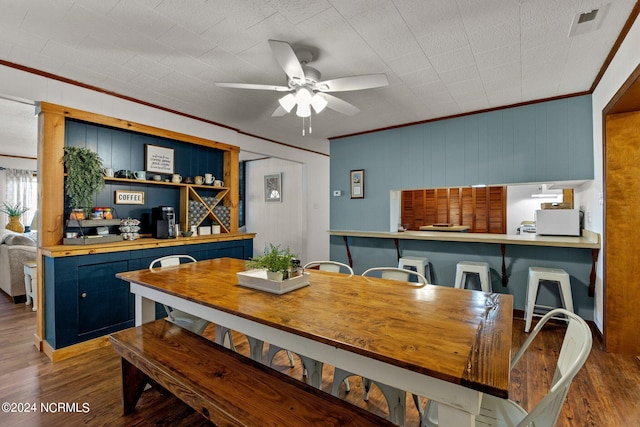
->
[333,190,342,196]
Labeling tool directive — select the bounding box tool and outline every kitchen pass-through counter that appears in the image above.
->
[329,229,600,299]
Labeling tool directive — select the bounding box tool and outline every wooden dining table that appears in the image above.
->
[116,257,513,426]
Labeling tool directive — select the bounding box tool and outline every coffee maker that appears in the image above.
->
[151,206,176,238]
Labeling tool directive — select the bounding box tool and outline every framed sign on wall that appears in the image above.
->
[115,190,145,205]
[145,144,174,174]
[264,173,282,202]
[350,169,364,199]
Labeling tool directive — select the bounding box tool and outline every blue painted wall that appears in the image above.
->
[330,95,593,231]
[329,95,595,320]
[65,119,224,232]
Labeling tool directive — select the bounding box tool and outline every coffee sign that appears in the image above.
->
[115,190,145,205]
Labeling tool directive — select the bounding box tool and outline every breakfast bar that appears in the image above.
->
[329,229,600,320]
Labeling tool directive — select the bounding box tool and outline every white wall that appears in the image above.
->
[246,158,305,260]
[591,14,640,331]
[0,65,331,261]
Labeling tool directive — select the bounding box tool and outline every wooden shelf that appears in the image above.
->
[67,219,122,227]
[105,177,228,191]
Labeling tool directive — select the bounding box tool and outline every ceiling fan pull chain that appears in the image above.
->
[302,116,305,136]
[309,114,312,134]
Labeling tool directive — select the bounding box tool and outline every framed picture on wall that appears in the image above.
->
[350,169,364,199]
[264,173,282,202]
[145,144,174,174]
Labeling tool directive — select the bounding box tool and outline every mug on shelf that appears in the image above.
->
[134,170,146,180]
[153,175,162,181]
[194,175,204,185]
[171,174,182,183]
[204,173,214,184]
[115,170,132,179]
[103,168,114,178]
[213,179,224,187]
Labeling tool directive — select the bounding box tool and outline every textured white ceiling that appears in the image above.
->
[0,0,636,153]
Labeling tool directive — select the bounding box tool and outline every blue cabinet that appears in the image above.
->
[44,239,253,349]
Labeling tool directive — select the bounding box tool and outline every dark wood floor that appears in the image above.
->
[1,293,639,426]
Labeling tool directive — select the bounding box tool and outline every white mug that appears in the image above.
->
[204,173,214,184]
[171,174,182,183]
[103,168,114,178]
[213,179,224,187]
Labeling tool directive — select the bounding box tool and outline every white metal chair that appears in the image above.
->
[303,260,354,275]
[149,255,234,348]
[264,261,354,387]
[422,308,592,427]
[331,267,428,426]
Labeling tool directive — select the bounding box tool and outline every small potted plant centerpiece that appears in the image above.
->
[1,201,30,232]
[246,243,296,282]
[63,147,105,219]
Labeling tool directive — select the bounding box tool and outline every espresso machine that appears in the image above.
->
[151,206,176,238]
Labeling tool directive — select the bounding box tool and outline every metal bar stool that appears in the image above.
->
[398,256,431,283]
[525,267,574,332]
[454,261,491,292]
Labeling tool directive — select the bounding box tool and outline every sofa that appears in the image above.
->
[0,230,37,302]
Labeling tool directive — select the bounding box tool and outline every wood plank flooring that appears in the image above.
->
[1,292,639,426]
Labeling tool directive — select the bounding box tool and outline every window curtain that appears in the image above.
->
[3,168,37,227]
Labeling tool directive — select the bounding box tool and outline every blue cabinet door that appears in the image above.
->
[77,260,132,339]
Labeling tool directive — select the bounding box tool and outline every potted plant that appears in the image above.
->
[63,147,105,219]
[1,201,30,232]
[245,243,296,281]
[212,220,221,234]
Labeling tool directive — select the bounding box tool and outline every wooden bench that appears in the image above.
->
[109,319,395,426]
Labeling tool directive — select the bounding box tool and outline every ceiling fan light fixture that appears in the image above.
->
[278,93,296,113]
[295,102,311,117]
[295,87,312,106]
[311,94,328,113]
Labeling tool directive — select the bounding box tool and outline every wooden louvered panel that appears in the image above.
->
[400,186,505,233]
[460,188,474,229]
[424,189,437,225]
[401,190,414,230]
[435,189,449,224]
[488,187,506,234]
[412,190,426,230]
[474,188,488,233]
[449,188,461,225]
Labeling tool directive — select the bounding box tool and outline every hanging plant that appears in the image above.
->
[63,146,105,212]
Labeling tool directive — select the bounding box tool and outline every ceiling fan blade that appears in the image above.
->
[215,82,290,91]
[320,93,360,116]
[316,74,389,92]
[272,105,288,117]
[268,39,305,82]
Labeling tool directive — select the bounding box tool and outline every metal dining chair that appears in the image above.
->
[422,308,593,427]
[264,261,354,387]
[149,255,234,348]
[331,267,428,426]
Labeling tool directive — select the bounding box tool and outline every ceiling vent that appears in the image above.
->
[569,4,609,37]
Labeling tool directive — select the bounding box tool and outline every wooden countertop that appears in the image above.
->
[41,232,256,257]
[329,229,600,249]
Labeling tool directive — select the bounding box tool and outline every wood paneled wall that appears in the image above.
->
[604,110,640,354]
[401,186,506,233]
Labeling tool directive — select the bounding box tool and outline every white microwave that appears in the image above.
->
[535,209,581,236]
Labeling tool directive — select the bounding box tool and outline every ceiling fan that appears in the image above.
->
[215,40,389,119]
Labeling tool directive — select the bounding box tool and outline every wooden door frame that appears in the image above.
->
[602,62,640,354]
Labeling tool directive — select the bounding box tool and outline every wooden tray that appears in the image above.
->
[236,270,310,294]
